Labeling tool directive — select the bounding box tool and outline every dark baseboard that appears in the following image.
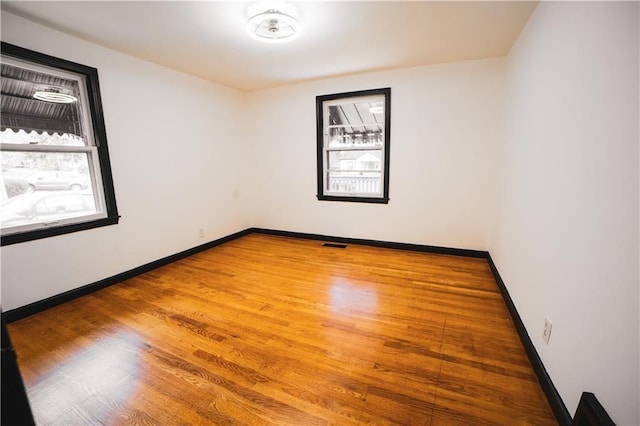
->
[3,228,252,323]
[486,254,571,425]
[4,226,570,425]
[249,227,488,259]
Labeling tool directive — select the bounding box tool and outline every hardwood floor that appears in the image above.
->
[7,233,557,425]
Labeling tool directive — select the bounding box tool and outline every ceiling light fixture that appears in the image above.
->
[247,9,300,43]
[33,87,77,104]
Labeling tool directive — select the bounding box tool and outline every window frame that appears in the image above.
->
[1,42,119,246]
[316,88,391,204]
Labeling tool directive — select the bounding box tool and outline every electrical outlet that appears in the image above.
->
[542,318,552,344]
[199,228,205,239]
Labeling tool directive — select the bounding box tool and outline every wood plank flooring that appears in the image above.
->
[7,233,557,425]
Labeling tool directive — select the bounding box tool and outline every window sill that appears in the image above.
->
[1,215,120,246]
[317,195,389,204]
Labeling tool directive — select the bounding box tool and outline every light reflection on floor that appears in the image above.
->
[328,278,378,313]
[26,330,144,424]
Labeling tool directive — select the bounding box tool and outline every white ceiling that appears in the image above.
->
[1,1,538,92]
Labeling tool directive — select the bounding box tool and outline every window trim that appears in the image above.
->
[1,42,119,246]
[316,88,391,204]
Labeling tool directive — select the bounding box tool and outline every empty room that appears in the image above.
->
[1,1,638,425]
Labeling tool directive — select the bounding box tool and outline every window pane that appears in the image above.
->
[328,150,382,171]
[0,129,85,147]
[1,191,96,230]
[327,96,384,130]
[327,128,383,148]
[1,151,98,231]
[1,61,88,143]
[327,171,382,195]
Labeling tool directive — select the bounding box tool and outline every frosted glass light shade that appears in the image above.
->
[247,10,300,43]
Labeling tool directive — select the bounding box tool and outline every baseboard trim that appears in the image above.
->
[3,228,252,323]
[486,254,571,425]
[249,227,488,258]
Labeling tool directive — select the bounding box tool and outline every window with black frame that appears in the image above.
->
[0,43,118,245]
[316,88,391,203]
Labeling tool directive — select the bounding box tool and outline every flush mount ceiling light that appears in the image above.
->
[247,9,300,43]
[33,87,77,103]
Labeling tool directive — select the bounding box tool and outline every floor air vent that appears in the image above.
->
[322,243,347,249]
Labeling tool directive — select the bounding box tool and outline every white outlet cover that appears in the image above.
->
[542,318,552,344]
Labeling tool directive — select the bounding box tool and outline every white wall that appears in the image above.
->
[246,59,504,250]
[1,12,252,311]
[491,2,639,424]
